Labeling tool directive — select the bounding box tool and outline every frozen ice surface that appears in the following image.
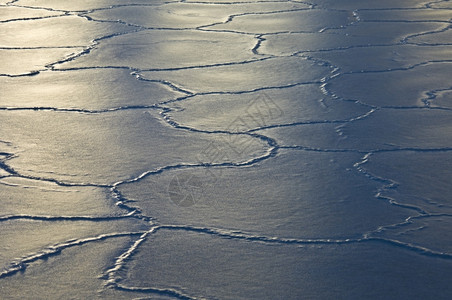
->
[14,0,173,11]
[0,69,185,110]
[433,90,452,108]
[304,44,452,73]
[0,16,133,47]
[327,62,452,107]
[408,28,452,45]
[260,109,452,152]
[2,0,452,299]
[0,48,84,75]
[0,110,268,184]
[362,152,452,214]
[430,1,452,8]
[260,123,349,149]
[207,10,353,34]
[337,109,452,150]
[119,150,411,239]
[0,219,147,273]
[56,30,258,70]
[0,237,139,299]
[309,0,431,9]
[370,215,452,253]
[122,230,452,300]
[0,6,62,21]
[0,177,126,217]
[358,9,452,22]
[140,56,332,93]
[261,22,443,55]
[165,85,370,131]
[87,2,310,29]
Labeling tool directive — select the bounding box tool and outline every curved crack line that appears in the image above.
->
[422,86,452,107]
[3,4,452,293]
[353,152,428,215]
[0,214,136,222]
[47,28,145,71]
[103,221,452,299]
[248,107,376,133]
[402,23,451,43]
[0,12,68,23]
[196,7,312,31]
[0,231,146,279]
[101,226,208,300]
[53,56,275,73]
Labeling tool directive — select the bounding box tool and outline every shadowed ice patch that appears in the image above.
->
[362,151,452,214]
[336,109,452,151]
[370,215,452,254]
[120,229,452,299]
[358,9,452,22]
[304,44,452,73]
[309,0,431,9]
[327,62,452,107]
[118,150,411,239]
[0,110,269,184]
[408,28,452,45]
[260,22,443,56]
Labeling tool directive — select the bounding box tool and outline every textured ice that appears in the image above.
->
[408,28,452,45]
[122,230,452,300]
[0,69,184,110]
[0,16,133,48]
[119,150,411,239]
[0,6,62,21]
[337,109,452,150]
[87,2,310,29]
[371,216,452,253]
[140,56,332,94]
[165,85,369,131]
[56,30,258,70]
[207,10,353,34]
[432,90,452,108]
[430,1,452,8]
[2,0,452,298]
[358,9,452,22]
[362,152,452,214]
[13,0,173,11]
[0,48,84,75]
[0,219,147,273]
[259,109,452,152]
[0,177,124,217]
[0,110,268,184]
[327,62,452,107]
[306,44,452,73]
[309,0,431,9]
[0,237,137,299]
[261,22,443,55]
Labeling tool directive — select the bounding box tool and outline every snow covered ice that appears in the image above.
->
[1,0,452,299]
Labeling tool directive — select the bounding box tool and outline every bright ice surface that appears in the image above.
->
[1,0,452,299]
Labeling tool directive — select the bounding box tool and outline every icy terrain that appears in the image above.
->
[1,0,452,299]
